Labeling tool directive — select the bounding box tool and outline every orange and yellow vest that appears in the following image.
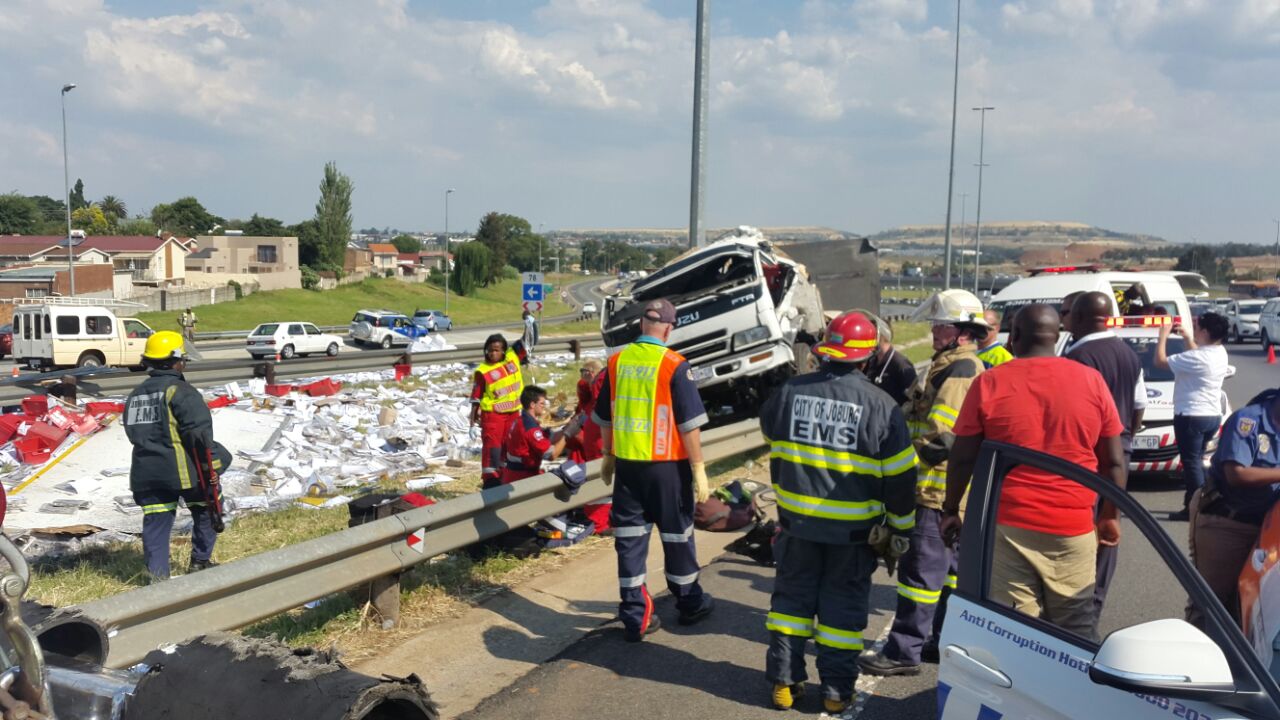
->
[608,342,688,462]
[478,349,524,414]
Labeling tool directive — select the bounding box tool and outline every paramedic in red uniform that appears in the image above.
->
[501,386,567,483]
[470,334,529,489]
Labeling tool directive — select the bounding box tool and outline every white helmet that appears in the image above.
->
[910,289,990,328]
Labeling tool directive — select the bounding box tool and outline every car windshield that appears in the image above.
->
[252,324,279,336]
[1239,302,1266,317]
[414,310,440,317]
[1122,335,1185,383]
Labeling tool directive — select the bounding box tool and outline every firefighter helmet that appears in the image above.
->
[910,289,989,329]
[142,330,187,360]
[813,311,878,362]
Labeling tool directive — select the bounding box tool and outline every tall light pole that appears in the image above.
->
[958,192,968,290]
[942,0,963,290]
[444,188,454,315]
[972,105,994,296]
[61,83,77,296]
[1272,219,1279,281]
[688,0,710,249]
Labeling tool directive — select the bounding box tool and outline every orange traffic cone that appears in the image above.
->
[9,366,18,378]
[1269,345,1276,365]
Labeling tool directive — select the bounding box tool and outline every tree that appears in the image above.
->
[70,179,86,211]
[151,197,220,237]
[27,195,65,223]
[117,217,158,236]
[475,212,538,283]
[451,242,491,296]
[652,246,681,267]
[99,195,127,225]
[71,205,110,234]
[391,234,421,253]
[243,213,289,236]
[314,162,353,267]
[291,219,326,267]
[580,239,601,271]
[0,194,41,234]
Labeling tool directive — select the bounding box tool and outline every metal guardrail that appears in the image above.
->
[0,335,605,405]
[75,419,767,668]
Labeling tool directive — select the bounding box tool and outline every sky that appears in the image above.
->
[3,0,1279,243]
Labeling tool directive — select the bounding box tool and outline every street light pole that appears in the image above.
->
[972,105,994,297]
[1272,219,1279,281]
[444,188,454,315]
[958,193,968,290]
[688,0,710,249]
[61,83,77,296]
[942,0,963,290]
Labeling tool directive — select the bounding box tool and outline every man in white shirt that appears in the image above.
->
[1156,312,1233,521]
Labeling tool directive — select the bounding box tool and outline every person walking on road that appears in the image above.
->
[1156,312,1232,521]
[592,299,715,643]
[859,289,986,677]
[123,331,230,581]
[975,309,1013,368]
[942,304,1126,640]
[178,308,198,342]
[861,316,917,406]
[1065,291,1145,615]
[760,311,917,713]
[470,334,530,489]
[522,310,539,354]
[1187,388,1280,628]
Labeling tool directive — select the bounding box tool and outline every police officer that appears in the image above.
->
[761,311,917,713]
[860,289,986,676]
[1187,388,1280,628]
[593,298,715,642]
[124,331,229,581]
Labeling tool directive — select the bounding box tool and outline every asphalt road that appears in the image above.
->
[465,340,1279,720]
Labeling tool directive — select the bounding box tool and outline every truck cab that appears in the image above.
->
[11,301,153,370]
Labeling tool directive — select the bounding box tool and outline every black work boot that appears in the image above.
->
[678,594,715,625]
[187,558,219,573]
[624,614,662,643]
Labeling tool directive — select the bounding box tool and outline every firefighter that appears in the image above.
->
[123,331,230,581]
[859,289,986,676]
[761,310,917,713]
[501,386,568,483]
[470,334,530,489]
[593,298,715,642]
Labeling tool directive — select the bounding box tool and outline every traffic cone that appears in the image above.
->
[9,366,18,378]
[1269,345,1276,365]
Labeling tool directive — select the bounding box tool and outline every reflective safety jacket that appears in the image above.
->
[759,364,918,545]
[976,342,1013,369]
[606,342,694,461]
[475,347,525,414]
[906,343,983,510]
[124,368,219,495]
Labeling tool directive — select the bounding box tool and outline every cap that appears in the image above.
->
[642,298,677,324]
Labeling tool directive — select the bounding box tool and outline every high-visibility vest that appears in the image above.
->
[609,342,688,462]
[477,349,524,413]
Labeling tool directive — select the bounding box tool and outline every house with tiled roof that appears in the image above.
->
[0,234,189,285]
[367,243,399,274]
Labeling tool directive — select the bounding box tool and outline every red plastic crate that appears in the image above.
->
[0,415,23,444]
[85,402,126,416]
[24,422,68,450]
[394,364,412,381]
[20,395,47,418]
[303,379,343,397]
[14,437,50,464]
[206,395,237,409]
[265,384,295,397]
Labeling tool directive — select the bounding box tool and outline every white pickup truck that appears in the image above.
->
[11,302,154,370]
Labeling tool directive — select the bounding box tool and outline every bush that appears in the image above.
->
[227,280,243,300]
[427,267,445,287]
[384,268,395,279]
[501,265,519,281]
[300,265,320,291]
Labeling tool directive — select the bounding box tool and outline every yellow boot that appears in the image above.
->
[823,697,849,714]
[771,683,804,710]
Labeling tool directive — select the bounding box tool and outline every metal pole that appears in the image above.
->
[972,106,994,297]
[941,0,962,290]
[444,188,454,314]
[958,193,968,290]
[688,0,709,249]
[61,83,77,296]
[1273,219,1279,282]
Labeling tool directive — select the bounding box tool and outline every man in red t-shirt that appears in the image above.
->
[941,304,1126,640]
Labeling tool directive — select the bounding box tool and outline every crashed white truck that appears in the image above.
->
[600,228,826,413]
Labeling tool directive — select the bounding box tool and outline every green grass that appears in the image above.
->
[905,343,934,364]
[138,275,579,333]
[543,318,602,337]
[889,321,928,346]
[881,287,932,300]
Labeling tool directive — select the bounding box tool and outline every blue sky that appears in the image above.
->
[3,0,1279,243]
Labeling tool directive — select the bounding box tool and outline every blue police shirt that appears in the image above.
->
[1208,392,1280,520]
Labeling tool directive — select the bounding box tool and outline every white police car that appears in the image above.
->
[348,309,424,349]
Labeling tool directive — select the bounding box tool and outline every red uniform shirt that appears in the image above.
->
[953,356,1123,537]
[502,410,551,483]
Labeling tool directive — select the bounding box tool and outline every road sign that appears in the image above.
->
[406,528,425,554]
[522,271,545,304]
[522,300,543,314]
[522,271,544,285]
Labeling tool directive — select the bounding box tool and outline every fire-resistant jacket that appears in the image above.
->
[906,343,983,510]
[124,368,221,495]
[759,364,918,545]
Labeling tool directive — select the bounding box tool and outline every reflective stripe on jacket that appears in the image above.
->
[477,349,524,413]
[906,344,982,510]
[609,342,688,461]
[759,365,918,544]
[123,368,214,494]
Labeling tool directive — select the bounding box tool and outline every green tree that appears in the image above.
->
[652,246,681,267]
[580,239,601,271]
[314,162,353,267]
[99,195,127,225]
[27,195,65,223]
[451,242,491,296]
[474,212,538,283]
[243,213,289,236]
[117,217,158,236]
[70,179,87,211]
[71,205,110,234]
[151,197,221,237]
[0,194,41,234]
[391,234,421,253]
[291,219,326,267]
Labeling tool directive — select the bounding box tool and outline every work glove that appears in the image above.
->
[868,525,911,576]
[563,413,586,438]
[600,453,615,486]
[691,462,711,504]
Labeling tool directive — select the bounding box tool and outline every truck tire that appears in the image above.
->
[76,352,104,368]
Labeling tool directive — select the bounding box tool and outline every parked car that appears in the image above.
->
[1259,298,1280,350]
[0,324,10,360]
[1189,302,1214,330]
[1226,298,1266,343]
[580,301,598,319]
[349,309,421,349]
[411,309,452,332]
[246,322,342,360]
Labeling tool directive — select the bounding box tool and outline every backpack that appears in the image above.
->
[694,480,765,532]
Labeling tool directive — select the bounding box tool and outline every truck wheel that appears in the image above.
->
[281,344,296,360]
[326,342,339,357]
[77,352,104,368]
[381,336,393,349]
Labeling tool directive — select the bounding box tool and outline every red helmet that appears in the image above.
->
[813,311,878,362]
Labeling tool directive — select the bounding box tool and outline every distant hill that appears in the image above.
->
[550,226,857,244]
[870,221,1167,250]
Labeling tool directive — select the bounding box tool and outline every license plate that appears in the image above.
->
[690,366,715,383]
[1133,435,1161,450]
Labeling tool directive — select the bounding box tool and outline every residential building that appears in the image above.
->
[0,237,111,268]
[367,243,399,274]
[345,245,373,277]
[0,235,188,286]
[186,235,301,291]
[0,264,116,324]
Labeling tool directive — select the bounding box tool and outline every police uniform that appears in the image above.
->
[471,340,528,488]
[592,334,711,636]
[124,366,229,580]
[760,362,917,705]
[502,409,552,484]
[1188,390,1280,628]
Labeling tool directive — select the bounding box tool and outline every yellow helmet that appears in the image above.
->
[143,330,187,360]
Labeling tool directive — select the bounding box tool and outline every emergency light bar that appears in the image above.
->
[1106,315,1173,328]
[1028,264,1103,276]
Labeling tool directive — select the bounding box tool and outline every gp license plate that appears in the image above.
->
[1133,436,1161,450]
[690,366,715,383]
